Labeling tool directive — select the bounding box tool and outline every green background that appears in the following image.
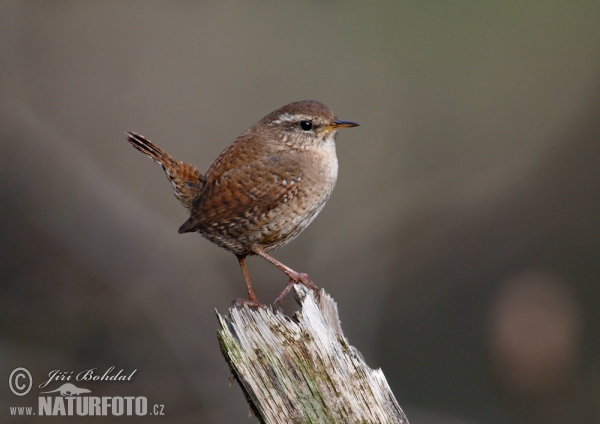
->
[2,2,599,423]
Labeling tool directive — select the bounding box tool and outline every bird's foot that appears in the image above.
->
[230,297,262,309]
[274,272,320,305]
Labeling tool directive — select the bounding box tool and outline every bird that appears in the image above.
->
[127,100,358,305]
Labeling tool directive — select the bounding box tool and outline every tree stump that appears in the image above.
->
[217,284,409,423]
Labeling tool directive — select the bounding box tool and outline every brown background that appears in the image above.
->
[2,2,600,423]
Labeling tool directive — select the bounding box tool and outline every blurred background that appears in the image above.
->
[2,2,600,423]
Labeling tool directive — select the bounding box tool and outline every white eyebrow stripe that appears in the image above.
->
[272,113,304,125]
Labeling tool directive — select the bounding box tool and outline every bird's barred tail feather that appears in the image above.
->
[126,132,206,213]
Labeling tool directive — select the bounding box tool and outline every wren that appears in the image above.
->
[127,100,358,304]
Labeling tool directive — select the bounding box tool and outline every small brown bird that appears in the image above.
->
[127,100,358,304]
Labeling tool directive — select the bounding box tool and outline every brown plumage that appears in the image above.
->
[127,100,358,304]
[127,133,205,213]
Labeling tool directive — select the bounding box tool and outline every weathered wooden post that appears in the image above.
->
[217,285,409,423]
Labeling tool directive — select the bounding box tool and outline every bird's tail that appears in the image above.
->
[126,132,206,212]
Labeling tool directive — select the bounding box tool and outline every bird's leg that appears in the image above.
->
[231,256,261,307]
[252,247,320,304]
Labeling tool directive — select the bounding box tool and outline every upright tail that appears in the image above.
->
[126,132,206,212]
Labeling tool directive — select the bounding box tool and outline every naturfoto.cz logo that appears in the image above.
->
[8,366,165,417]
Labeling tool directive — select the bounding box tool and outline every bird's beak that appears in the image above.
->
[329,119,359,130]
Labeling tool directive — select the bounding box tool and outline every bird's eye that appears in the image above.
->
[299,120,313,131]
